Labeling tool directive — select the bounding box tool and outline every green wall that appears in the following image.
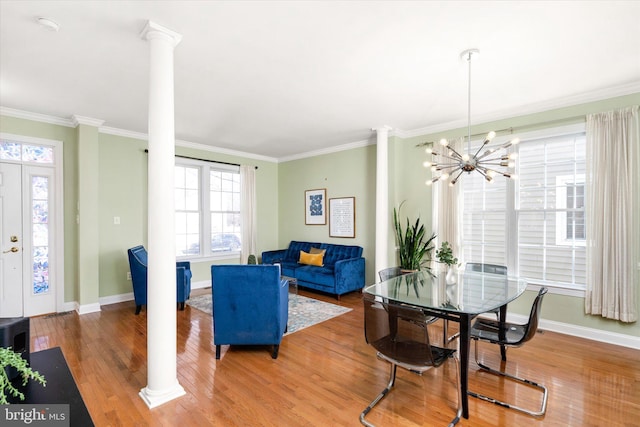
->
[0,115,281,305]
[1,91,638,340]
[277,145,377,285]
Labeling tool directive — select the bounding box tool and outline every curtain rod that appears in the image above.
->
[144,149,258,169]
[415,114,586,148]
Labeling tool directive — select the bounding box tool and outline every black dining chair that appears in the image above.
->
[360,293,462,426]
[378,268,439,343]
[378,266,402,282]
[468,287,549,417]
[442,263,509,351]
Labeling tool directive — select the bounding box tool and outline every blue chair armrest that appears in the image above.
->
[262,249,286,265]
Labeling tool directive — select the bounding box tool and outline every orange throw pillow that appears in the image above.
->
[299,250,324,267]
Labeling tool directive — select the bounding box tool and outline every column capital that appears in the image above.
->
[71,115,104,128]
[140,21,182,47]
[371,125,392,133]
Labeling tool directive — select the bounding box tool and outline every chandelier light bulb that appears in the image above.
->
[462,153,470,161]
[439,138,449,146]
[487,131,496,140]
[511,137,520,145]
[425,148,433,154]
[423,161,432,168]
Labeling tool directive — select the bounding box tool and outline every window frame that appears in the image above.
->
[175,157,241,261]
[462,123,587,297]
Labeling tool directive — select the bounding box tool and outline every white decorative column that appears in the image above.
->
[373,126,392,276]
[139,20,185,408]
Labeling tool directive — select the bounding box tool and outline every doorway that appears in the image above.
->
[1,135,63,317]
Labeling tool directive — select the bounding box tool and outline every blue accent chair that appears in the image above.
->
[211,265,289,359]
[127,245,192,315]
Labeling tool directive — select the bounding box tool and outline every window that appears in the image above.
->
[462,125,586,291]
[175,160,241,258]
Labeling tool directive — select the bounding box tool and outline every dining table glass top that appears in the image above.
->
[363,270,528,315]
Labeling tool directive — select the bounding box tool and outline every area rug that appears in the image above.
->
[186,293,352,335]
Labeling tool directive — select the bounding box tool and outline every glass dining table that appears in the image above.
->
[363,269,527,420]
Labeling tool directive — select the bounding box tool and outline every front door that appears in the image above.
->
[0,163,23,317]
[0,162,57,317]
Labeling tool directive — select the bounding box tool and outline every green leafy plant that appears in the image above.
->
[435,241,458,266]
[392,202,436,271]
[1,347,46,404]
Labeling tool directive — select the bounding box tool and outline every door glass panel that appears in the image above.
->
[32,176,49,294]
[0,141,54,163]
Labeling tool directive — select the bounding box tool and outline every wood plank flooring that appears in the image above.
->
[28,288,640,426]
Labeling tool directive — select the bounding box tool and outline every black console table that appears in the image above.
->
[8,347,94,427]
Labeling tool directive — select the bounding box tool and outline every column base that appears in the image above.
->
[139,381,186,409]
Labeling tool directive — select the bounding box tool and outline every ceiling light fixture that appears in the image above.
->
[424,49,519,186]
[37,17,60,32]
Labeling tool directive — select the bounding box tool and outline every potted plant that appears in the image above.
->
[435,241,459,284]
[392,202,436,272]
[1,347,46,404]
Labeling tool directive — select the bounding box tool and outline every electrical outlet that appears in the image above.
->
[127,272,132,281]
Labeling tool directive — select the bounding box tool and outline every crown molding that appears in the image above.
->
[0,106,75,127]
[398,81,640,139]
[278,137,374,163]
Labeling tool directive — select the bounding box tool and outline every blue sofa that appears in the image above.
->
[262,241,365,299]
[211,265,289,359]
[127,245,192,315]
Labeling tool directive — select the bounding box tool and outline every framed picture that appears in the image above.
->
[329,197,355,238]
[305,189,326,225]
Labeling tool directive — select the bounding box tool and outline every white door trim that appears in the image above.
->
[1,132,65,314]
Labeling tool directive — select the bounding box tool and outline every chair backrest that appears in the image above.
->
[363,293,445,368]
[211,265,288,345]
[519,287,548,345]
[465,263,507,275]
[378,267,402,282]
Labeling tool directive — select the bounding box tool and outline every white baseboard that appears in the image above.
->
[505,313,640,350]
[76,302,101,315]
[69,283,640,350]
[191,280,210,290]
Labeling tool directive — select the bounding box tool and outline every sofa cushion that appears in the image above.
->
[319,243,363,267]
[295,265,335,288]
[309,247,326,255]
[299,250,324,266]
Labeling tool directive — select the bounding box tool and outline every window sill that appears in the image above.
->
[525,281,585,297]
[178,253,241,263]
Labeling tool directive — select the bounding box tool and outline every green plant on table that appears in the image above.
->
[0,347,46,404]
[435,241,458,267]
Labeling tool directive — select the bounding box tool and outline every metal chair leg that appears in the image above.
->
[359,363,397,426]
[469,340,548,417]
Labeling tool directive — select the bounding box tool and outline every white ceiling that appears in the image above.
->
[1,1,639,160]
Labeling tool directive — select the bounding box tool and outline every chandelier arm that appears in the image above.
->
[443,147,465,161]
[438,153,464,162]
[436,163,465,171]
[450,169,465,185]
[472,140,490,159]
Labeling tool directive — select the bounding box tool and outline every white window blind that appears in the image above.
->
[462,125,587,291]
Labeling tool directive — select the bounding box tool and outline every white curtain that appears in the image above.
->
[585,106,639,322]
[240,165,257,264]
[432,137,463,271]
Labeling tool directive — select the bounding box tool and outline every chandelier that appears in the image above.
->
[424,49,519,186]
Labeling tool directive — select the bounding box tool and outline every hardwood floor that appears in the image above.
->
[29,288,639,426]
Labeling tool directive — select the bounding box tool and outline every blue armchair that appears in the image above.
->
[127,245,192,315]
[211,265,288,359]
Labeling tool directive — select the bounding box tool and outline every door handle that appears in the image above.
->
[10,236,18,242]
[3,247,19,253]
